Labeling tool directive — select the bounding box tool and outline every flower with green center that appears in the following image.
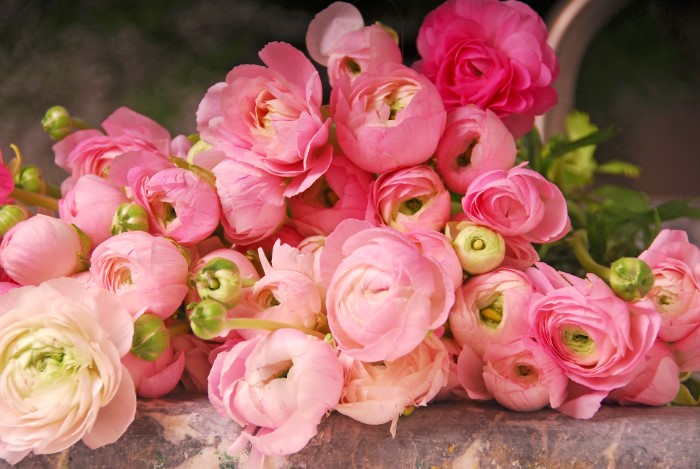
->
[111,202,149,234]
[195,257,253,309]
[446,221,505,274]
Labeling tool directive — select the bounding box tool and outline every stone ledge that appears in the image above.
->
[3,395,699,468]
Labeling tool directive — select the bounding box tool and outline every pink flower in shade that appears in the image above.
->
[367,165,451,233]
[331,62,446,173]
[527,263,660,393]
[89,231,189,319]
[212,159,287,246]
[322,222,454,362]
[461,163,571,244]
[59,174,129,247]
[0,215,85,286]
[405,229,464,292]
[414,0,559,137]
[121,346,185,398]
[207,329,343,457]
[288,154,373,237]
[197,42,333,197]
[129,166,221,246]
[435,105,517,194]
[0,278,136,465]
[638,229,700,342]
[336,333,449,436]
[502,235,540,271]
[0,149,14,204]
[449,267,533,356]
[171,334,218,393]
[670,325,700,372]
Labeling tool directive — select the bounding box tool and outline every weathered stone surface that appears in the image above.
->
[2,396,698,468]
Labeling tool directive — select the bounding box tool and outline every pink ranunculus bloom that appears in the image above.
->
[0,215,85,286]
[527,263,661,392]
[0,278,136,465]
[461,163,571,244]
[670,324,700,372]
[0,148,15,204]
[171,333,219,393]
[59,174,129,247]
[129,166,221,246]
[213,159,287,246]
[242,223,306,257]
[367,165,451,233]
[414,0,559,137]
[435,105,517,194]
[323,222,455,362]
[336,333,449,436]
[288,154,373,237]
[638,229,700,342]
[90,231,189,319]
[121,346,185,398]
[331,62,446,174]
[449,267,533,356]
[197,42,333,197]
[502,235,540,270]
[405,229,464,292]
[207,329,343,457]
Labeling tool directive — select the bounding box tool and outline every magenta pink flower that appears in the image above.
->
[367,165,451,233]
[331,62,446,173]
[435,105,517,194]
[197,42,333,197]
[0,149,14,204]
[207,329,343,457]
[415,0,559,137]
[461,163,571,243]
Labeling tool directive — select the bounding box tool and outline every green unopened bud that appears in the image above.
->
[14,165,46,194]
[610,257,654,302]
[131,313,170,361]
[0,205,29,237]
[195,257,244,309]
[189,299,229,340]
[111,202,149,234]
[446,221,505,275]
[70,224,92,272]
[41,105,73,140]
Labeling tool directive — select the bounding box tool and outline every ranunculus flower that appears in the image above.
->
[171,334,218,393]
[0,278,136,464]
[0,214,85,286]
[197,42,333,197]
[461,163,571,244]
[331,62,446,173]
[445,220,505,275]
[435,105,517,194]
[336,333,449,436]
[121,346,185,398]
[0,149,15,204]
[527,263,660,392]
[59,174,129,247]
[415,0,559,137]
[90,231,189,318]
[405,229,463,292]
[288,154,373,237]
[502,235,540,271]
[207,329,343,457]
[638,229,700,342]
[323,222,454,362]
[367,165,451,233]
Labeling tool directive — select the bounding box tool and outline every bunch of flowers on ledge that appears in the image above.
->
[1,0,699,466]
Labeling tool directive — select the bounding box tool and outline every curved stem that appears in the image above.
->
[9,187,59,212]
[568,230,610,281]
[224,318,326,340]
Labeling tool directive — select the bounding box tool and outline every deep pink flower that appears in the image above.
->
[0,149,14,204]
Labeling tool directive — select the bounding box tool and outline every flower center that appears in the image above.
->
[398,197,424,216]
[563,328,595,355]
[478,294,504,329]
[456,139,478,168]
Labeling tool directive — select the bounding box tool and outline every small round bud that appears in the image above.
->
[41,105,73,141]
[111,202,149,234]
[610,257,654,302]
[446,221,505,275]
[131,313,170,361]
[14,165,46,194]
[195,257,243,309]
[0,205,29,237]
[189,299,229,340]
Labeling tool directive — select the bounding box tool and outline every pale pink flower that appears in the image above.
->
[415,0,559,137]
[336,334,449,436]
[197,42,333,197]
[435,105,517,193]
[90,231,189,318]
[0,278,136,464]
[405,229,464,292]
[461,163,571,243]
[323,222,454,362]
[331,62,446,173]
[59,174,129,247]
[367,165,451,233]
[207,329,343,456]
[121,346,185,398]
[638,229,700,342]
[305,1,366,66]
[0,215,84,285]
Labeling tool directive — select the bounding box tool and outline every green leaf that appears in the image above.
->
[546,126,618,162]
[516,127,543,171]
[655,198,700,221]
[672,383,700,406]
[590,185,651,213]
[596,160,641,178]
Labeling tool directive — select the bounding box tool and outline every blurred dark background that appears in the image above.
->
[0,0,698,199]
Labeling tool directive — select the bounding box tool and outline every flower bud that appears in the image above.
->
[41,105,73,140]
[0,205,28,237]
[610,257,654,302]
[195,257,244,309]
[131,313,170,361]
[111,202,149,235]
[189,299,228,340]
[70,224,92,272]
[14,166,46,194]
[446,221,505,274]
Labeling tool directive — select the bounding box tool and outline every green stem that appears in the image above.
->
[71,117,91,130]
[45,184,62,199]
[568,230,610,281]
[224,318,326,340]
[10,187,59,212]
[241,278,257,288]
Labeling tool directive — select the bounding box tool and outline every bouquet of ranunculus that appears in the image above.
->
[1,0,699,466]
